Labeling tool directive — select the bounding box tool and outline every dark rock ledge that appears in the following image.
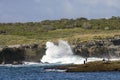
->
[46,61,120,72]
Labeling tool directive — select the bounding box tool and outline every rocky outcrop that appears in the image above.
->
[23,44,45,62]
[48,61,120,72]
[0,37,120,64]
[73,37,120,58]
[0,44,45,64]
[0,47,25,64]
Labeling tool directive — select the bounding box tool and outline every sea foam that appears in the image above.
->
[41,40,120,64]
[41,40,85,64]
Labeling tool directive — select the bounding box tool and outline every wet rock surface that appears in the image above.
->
[47,61,120,72]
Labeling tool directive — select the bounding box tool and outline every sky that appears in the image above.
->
[0,0,120,22]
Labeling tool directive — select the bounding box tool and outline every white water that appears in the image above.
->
[41,40,120,64]
[41,40,81,64]
[41,40,100,64]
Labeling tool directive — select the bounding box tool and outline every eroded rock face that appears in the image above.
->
[0,47,25,64]
[24,44,45,62]
[0,37,120,64]
[73,38,120,58]
[0,44,45,64]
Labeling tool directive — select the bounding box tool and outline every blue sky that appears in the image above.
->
[0,0,120,22]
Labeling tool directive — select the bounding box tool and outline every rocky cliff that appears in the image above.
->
[0,37,120,64]
[0,44,45,64]
[73,37,120,58]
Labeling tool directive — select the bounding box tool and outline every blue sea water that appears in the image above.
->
[0,64,120,80]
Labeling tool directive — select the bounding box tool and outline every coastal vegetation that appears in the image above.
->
[0,16,120,45]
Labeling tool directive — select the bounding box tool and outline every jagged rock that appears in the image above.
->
[0,38,120,64]
[111,39,120,45]
[73,38,120,58]
[0,47,25,64]
[0,43,45,64]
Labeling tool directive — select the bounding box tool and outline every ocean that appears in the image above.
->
[0,64,120,80]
